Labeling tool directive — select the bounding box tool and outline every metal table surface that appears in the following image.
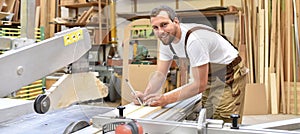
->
[0,105,113,134]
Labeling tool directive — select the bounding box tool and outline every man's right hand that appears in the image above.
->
[132,91,144,105]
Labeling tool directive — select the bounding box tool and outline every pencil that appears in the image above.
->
[125,79,144,106]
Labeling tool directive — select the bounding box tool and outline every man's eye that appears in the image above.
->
[152,26,158,30]
[162,23,168,27]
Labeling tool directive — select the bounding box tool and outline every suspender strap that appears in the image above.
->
[168,43,178,59]
[184,26,238,59]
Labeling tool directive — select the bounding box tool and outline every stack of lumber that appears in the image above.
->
[0,0,20,23]
[241,0,300,114]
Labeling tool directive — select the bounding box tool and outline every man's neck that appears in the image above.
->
[172,25,181,44]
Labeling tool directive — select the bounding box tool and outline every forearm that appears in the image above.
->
[144,60,171,95]
[143,71,167,94]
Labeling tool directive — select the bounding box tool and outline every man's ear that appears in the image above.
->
[173,17,179,24]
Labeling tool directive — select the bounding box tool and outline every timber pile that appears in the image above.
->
[0,0,20,24]
[241,0,300,114]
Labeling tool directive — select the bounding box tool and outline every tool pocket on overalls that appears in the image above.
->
[231,63,248,98]
[239,64,249,76]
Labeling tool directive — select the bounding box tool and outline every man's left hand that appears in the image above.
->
[143,94,168,107]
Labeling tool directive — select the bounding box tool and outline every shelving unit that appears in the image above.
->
[58,0,110,45]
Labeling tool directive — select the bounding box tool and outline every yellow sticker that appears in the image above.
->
[63,29,83,46]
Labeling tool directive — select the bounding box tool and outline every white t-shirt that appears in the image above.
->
[159,23,239,67]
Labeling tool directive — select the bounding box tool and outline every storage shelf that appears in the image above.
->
[60,1,107,8]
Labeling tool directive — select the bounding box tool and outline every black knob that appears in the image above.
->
[230,114,240,129]
[117,106,126,118]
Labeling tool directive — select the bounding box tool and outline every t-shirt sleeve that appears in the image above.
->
[159,43,174,61]
[187,39,210,67]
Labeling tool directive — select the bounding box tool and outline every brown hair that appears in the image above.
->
[150,5,177,21]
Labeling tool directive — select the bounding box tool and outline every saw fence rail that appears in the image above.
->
[241,0,300,114]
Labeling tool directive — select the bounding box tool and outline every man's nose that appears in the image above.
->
[156,27,165,34]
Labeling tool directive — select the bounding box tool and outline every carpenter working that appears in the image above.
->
[133,5,248,123]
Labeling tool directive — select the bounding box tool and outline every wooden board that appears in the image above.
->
[0,0,4,11]
[242,0,254,83]
[284,82,300,114]
[49,0,56,37]
[12,0,19,22]
[270,73,279,114]
[79,6,93,24]
[40,0,49,38]
[121,104,161,119]
[35,6,40,28]
[243,83,268,115]
[2,0,15,13]
[48,72,108,111]
[286,0,292,114]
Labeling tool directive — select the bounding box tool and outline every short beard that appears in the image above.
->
[161,35,175,45]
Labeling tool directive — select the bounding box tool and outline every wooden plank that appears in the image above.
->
[269,0,278,114]
[286,0,292,114]
[49,0,56,37]
[292,25,298,114]
[292,0,299,80]
[48,73,108,111]
[40,0,49,38]
[98,0,103,44]
[296,0,300,83]
[79,6,93,24]
[12,0,19,22]
[35,6,40,28]
[270,73,279,114]
[124,104,161,119]
[243,83,268,115]
[75,10,87,23]
[111,104,161,119]
[263,0,270,113]
[284,82,300,114]
[258,7,265,84]
[251,0,258,83]
[0,0,4,11]
[3,0,15,13]
[269,0,277,72]
[242,0,254,83]
[277,0,286,114]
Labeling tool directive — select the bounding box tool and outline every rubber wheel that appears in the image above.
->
[34,94,50,114]
[63,120,90,134]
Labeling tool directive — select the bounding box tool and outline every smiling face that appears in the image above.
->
[150,11,181,45]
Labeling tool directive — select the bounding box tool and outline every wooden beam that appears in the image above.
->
[40,0,49,39]
[262,0,271,113]
[269,0,277,72]
[270,73,279,114]
[49,0,56,37]
[242,0,254,83]
[12,0,19,22]
[286,0,292,114]
[35,6,40,28]
[277,0,286,114]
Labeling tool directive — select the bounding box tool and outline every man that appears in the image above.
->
[134,5,248,123]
